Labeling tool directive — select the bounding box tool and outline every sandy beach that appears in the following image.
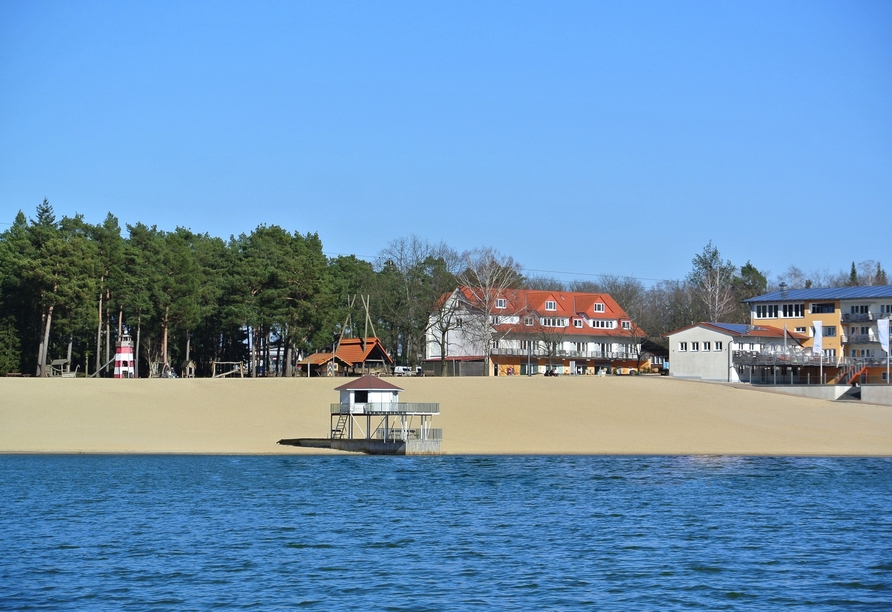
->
[1,375,891,455]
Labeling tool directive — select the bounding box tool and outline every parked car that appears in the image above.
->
[393,366,415,376]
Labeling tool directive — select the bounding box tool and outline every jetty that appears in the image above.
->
[278,376,441,455]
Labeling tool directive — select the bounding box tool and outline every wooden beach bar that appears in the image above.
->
[278,376,441,455]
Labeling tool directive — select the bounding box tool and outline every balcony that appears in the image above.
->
[842,312,892,322]
[331,403,440,415]
[374,427,442,442]
[848,334,877,344]
[490,347,638,360]
[732,351,852,367]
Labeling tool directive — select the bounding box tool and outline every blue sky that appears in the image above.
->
[1,1,889,284]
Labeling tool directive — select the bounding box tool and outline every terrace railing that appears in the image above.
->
[732,351,852,367]
[373,427,443,442]
[490,348,638,360]
[849,334,877,344]
[331,402,440,415]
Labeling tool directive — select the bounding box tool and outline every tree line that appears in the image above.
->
[0,202,886,376]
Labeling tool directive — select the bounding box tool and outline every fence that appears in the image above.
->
[331,403,440,414]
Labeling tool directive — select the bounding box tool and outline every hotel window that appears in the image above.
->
[881,304,892,314]
[823,326,837,337]
[851,305,869,314]
[795,327,806,333]
[545,301,556,311]
[811,303,834,314]
[591,320,615,329]
[574,342,586,352]
[703,341,711,351]
[621,321,631,330]
[542,317,567,328]
[755,304,778,319]
[782,304,804,318]
[691,342,699,351]
[496,298,506,309]
[520,340,531,350]
[574,319,583,328]
[593,303,605,312]
[679,342,687,352]
[714,341,723,351]
[524,317,533,326]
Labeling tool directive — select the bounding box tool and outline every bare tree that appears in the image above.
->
[375,235,460,365]
[688,242,736,322]
[523,275,566,291]
[426,288,464,376]
[530,315,567,372]
[456,247,523,373]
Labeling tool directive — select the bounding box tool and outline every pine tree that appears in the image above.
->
[876,262,887,286]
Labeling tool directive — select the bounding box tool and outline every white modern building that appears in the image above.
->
[664,323,808,382]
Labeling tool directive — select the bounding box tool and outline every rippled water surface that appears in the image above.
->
[1,455,891,610]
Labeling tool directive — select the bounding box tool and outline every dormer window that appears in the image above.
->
[496,298,506,309]
[574,319,583,328]
[593,303,605,313]
[524,316,533,326]
[622,321,631,330]
[545,300,556,311]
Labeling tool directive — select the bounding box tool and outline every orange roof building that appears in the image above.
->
[425,287,650,376]
[299,337,393,377]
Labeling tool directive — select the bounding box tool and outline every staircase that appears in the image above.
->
[832,363,859,385]
[331,413,348,439]
[846,365,868,385]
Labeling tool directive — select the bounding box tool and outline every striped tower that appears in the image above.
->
[114,334,136,379]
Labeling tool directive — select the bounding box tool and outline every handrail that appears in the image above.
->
[331,402,440,414]
[490,348,639,360]
[373,428,443,441]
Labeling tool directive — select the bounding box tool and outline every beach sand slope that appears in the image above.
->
[1,376,890,455]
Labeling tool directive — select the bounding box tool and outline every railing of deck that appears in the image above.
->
[373,428,443,441]
[331,402,440,414]
[490,348,638,360]
[732,351,851,367]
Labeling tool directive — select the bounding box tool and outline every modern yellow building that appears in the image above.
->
[743,286,892,383]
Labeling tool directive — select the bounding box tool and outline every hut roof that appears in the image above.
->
[335,337,394,365]
[334,375,404,392]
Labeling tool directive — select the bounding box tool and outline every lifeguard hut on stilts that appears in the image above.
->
[278,376,441,455]
[114,334,135,378]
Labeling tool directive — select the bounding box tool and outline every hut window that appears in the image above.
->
[355,391,368,403]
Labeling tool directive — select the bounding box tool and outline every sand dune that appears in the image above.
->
[1,376,890,455]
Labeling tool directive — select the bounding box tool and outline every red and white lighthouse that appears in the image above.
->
[114,334,135,379]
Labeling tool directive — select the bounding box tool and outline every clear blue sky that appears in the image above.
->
[1,1,890,283]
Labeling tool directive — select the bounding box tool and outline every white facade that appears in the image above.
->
[425,290,641,361]
[839,298,892,360]
[339,388,399,412]
[666,327,737,382]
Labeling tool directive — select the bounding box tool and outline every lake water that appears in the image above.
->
[1,455,890,610]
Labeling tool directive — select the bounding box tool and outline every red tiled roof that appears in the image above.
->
[336,337,394,366]
[334,375,403,391]
[299,352,350,366]
[450,287,642,337]
[454,287,636,322]
[301,337,394,367]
